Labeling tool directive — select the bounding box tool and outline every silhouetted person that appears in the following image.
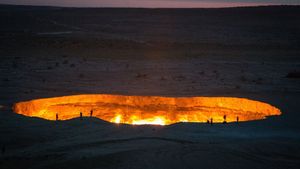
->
[210,118,213,125]
[237,116,239,124]
[56,113,58,121]
[90,110,93,117]
[207,120,210,124]
[223,115,227,124]
[80,112,83,120]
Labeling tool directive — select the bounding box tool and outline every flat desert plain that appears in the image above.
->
[0,5,300,169]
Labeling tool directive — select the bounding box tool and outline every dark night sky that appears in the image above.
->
[0,0,299,8]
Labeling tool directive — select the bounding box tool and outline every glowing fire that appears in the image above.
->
[13,94,281,125]
[131,116,166,125]
[112,114,122,124]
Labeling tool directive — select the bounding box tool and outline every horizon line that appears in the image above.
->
[0,3,299,9]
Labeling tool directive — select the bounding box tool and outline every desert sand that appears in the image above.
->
[0,5,300,169]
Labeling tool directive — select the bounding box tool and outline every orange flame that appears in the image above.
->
[13,94,281,125]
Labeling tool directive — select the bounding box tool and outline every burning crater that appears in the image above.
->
[13,94,281,125]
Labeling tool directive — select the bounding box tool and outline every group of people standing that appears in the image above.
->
[55,111,240,124]
[207,115,239,125]
[56,110,94,121]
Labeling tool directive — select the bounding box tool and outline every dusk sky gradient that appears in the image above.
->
[0,0,299,8]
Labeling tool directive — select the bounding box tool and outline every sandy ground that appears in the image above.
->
[0,5,300,169]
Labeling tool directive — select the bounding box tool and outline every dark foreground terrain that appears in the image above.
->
[0,5,300,169]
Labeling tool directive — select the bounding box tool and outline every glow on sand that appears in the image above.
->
[13,94,281,125]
